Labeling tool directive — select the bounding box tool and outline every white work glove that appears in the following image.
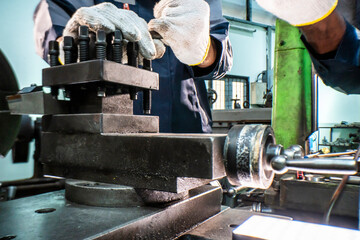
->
[256,0,338,26]
[148,0,211,66]
[63,2,165,60]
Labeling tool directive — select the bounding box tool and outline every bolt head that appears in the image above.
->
[49,41,59,51]
[113,30,123,43]
[78,26,89,40]
[63,36,74,49]
[96,30,107,43]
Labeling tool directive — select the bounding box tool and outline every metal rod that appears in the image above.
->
[311,73,319,132]
[230,25,256,33]
[307,150,357,159]
[286,158,358,175]
[266,26,272,91]
[246,0,252,21]
[224,15,275,30]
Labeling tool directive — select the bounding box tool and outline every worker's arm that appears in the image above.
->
[193,0,233,80]
[148,0,233,79]
[302,19,360,94]
[256,0,360,94]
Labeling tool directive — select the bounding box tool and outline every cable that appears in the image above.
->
[323,144,360,224]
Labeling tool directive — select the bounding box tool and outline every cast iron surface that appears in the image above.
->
[0,185,221,240]
[42,60,159,90]
[42,114,159,133]
[41,132,226,192]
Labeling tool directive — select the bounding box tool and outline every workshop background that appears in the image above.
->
[1,0,360,182]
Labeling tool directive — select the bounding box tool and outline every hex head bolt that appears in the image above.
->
[143,59,153,114]
[78,26,90,62]
[112,30,123,63]
[63,36,76,64]
[127,42,139,100]
[48,40,60,67]
[127,42,139,67]
[96,30,107,60]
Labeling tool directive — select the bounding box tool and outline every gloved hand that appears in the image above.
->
[256,0,338,26]
[63,2,164,60]
[148,0,211,66]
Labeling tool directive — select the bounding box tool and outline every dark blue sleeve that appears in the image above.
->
[302,21,360,94]
[190,0,233,81]
[33,0,94,62]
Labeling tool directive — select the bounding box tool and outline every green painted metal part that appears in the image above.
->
[272,20,312,149]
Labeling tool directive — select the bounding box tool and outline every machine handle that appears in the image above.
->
[271,156,358,175]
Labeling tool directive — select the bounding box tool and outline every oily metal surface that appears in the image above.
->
[41,132,226,192]
[0,185,221,240]
[42,114,159,134]
[224,125,275,189]
[42,60,159,90]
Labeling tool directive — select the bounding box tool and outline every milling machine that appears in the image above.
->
[1,26,360,239]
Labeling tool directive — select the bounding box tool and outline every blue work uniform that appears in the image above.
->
[302,21,360,94]
[33,0,233,133]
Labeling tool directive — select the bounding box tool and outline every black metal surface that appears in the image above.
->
[41,132,226,192]
[143,59,152,114]
[42,60,159,90]
[0,185,221,240]
[143,90,152,115]
[42,114,159,133]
